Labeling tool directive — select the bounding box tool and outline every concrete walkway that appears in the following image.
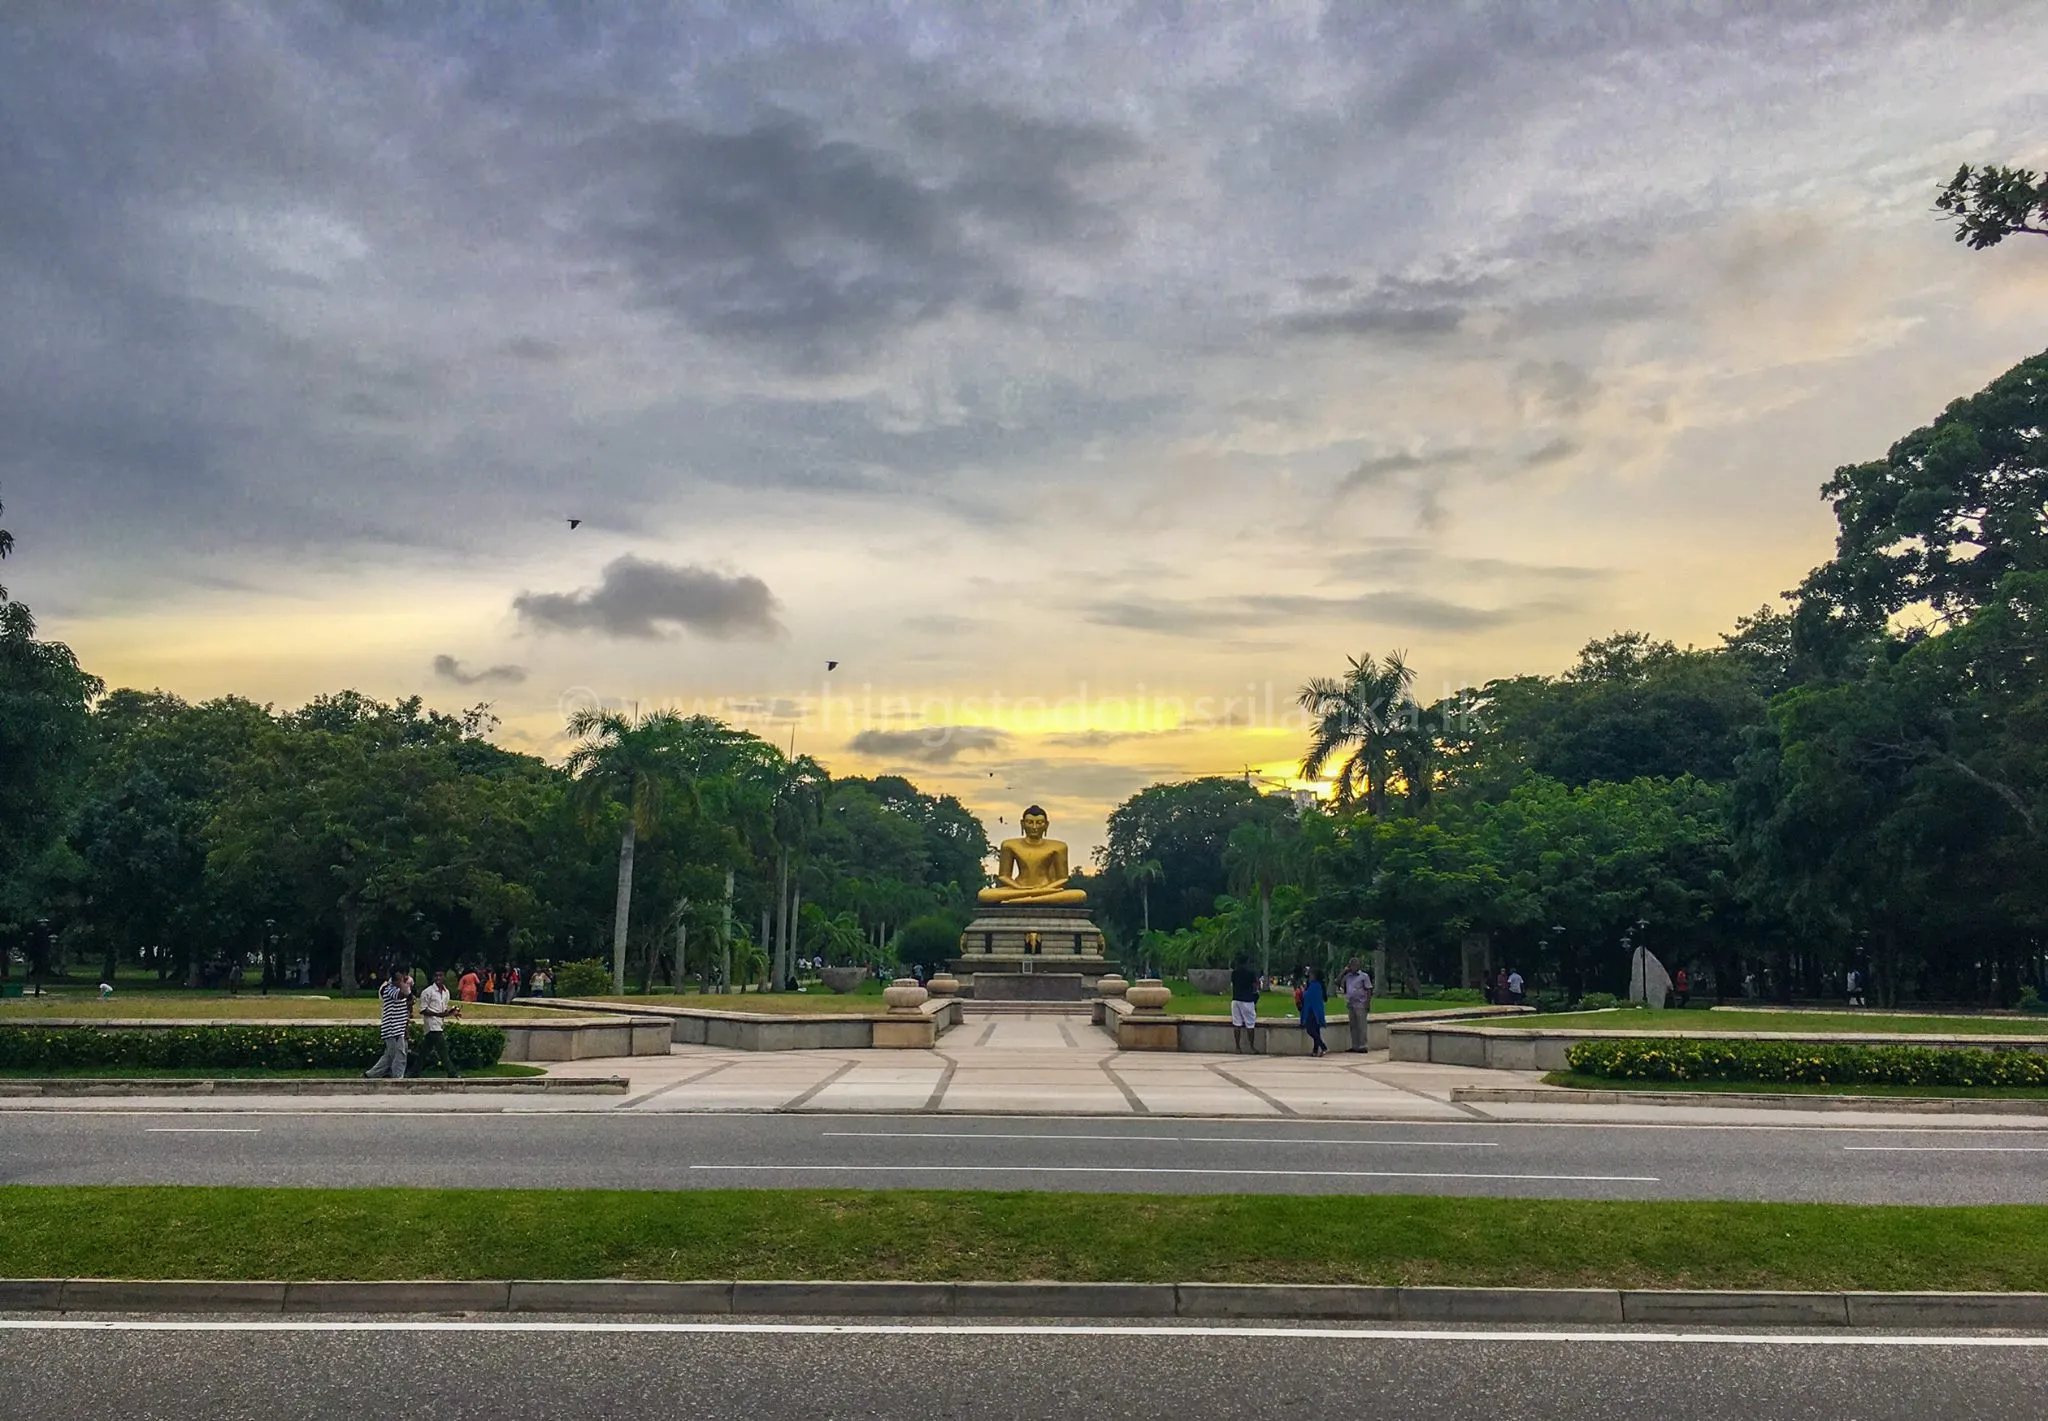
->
[5,1012,2046,1129]
[536,1014,1528,1119]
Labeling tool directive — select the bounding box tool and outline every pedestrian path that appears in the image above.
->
[544,1013,1546,1119]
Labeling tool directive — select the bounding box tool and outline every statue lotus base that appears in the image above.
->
[951,905,1115,1000]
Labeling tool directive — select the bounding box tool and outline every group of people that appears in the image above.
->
[361,967,461,1081]
[1223,958,1377,1057]
[360,962,562,1081]
[1485,968,1526,1005]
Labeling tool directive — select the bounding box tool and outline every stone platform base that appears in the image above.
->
[957,905,1107,961]
[967,972,1087,1002]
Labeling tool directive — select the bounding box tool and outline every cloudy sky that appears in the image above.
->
[9,1,2048,858]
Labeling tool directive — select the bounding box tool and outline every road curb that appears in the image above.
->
[1452,1085,2048,1114]
[0,1077,628,1097]
[4,1279,2046,1327]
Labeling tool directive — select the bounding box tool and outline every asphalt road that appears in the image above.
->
[4,1317,2046,1420]
[3,1113,2047,1202]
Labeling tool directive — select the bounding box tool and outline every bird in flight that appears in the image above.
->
[826,660,839,671]
[566,518,581,530]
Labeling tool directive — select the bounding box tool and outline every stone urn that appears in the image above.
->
[820,966,868,995]
[1096,973,1129,999]
[1126,977,1171,1013]
[926,971,960,997]
[1186,968,1232,996]
[882,977,930,1013]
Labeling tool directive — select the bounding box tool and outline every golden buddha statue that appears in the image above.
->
[978,805,1088,905]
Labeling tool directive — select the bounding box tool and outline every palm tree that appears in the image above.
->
[565,708,690,993]
[767,755,827,991]
[1130,858,1164,937]
[1298,651,1418,816]
[1225,821,1294,976]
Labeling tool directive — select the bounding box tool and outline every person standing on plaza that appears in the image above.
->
[418,969,460,1078]
[1228,958,1260,1054]
[364,968,413,1079]
[1507,968,1525,1005]
[1338,957,1374,1052]
[1300,966,1329,1058]
[458,965,479,1004]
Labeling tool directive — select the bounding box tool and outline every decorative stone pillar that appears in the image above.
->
[883,977,930,1012]
[1126,977,1170,1012]
[926,971,959,997]
[874,977,936,1049]
[1096,973,1129,999]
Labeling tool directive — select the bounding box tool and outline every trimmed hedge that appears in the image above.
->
[0,1024,505,1073]
[550,958,612,997]
[1566,1037,2048,1088]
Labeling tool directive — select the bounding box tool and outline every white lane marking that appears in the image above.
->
[144,1128,261,1134]
[1843,1146,2048,1153]
[688,1165,1655,1182]
[820,1131,1497,1147]
[0,1320,2043,1346]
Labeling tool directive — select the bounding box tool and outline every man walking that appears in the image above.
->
[1506,968,1525,1006]
[1228,958,1260,1054]
[1339,957,1374,1053]
[364,968,413,1080]
[419,968,460,1078]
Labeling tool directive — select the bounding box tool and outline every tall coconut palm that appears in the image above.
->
[566,708,691,992]
[1224,821,1294,976]
[1130,857,1165,937]
[767,755,827,990]
[1298,651,1418,817]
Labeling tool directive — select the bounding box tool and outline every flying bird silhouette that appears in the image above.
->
[566,519,581,530]
[826,660,838,671]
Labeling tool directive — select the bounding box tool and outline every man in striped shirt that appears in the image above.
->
[363,968,413,1080]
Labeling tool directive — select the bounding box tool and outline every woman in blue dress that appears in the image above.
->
[1300,966,1329,1058]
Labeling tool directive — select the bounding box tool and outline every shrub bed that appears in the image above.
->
[1565,1037,2048,1088]
[550,959,613,997]
[0,1024,505,1073]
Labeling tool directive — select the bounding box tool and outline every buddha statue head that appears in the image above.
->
[1019,804,1050,841]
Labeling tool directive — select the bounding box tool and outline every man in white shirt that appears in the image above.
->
[1507,969,1525,1005]
[1339,958,1374,1052]
[419,969,460,1078]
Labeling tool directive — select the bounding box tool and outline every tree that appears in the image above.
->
[208,714,469,991]
[1298,651,1418,815]
[0,488,102,958]
[1223,821,1293,975]
[565,709,693,993]
[1130,858,1163,935]
[1936,164,2048,249]
[1098,778,1296,941]
[1798,347,2048,632]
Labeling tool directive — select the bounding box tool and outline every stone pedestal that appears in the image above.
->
[951,904,1115,997]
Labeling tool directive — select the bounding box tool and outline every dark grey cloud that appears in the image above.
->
[902,613,985,635]
[1339,447,1476,495]
[1521,436,1581,468]
[431,654,528,687]
[564,102,1139,366]
[1087,588,1576,638]
[1277,276,1474,339]
[847,724,1010,765]
[1325,543,1611,587]
[513,556,783,640]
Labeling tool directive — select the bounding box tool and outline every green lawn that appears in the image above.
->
[1165,990,1445,1018]
[1543,1072,2048,1100]
[1508,1008,2048,1036]
[4,1187,2048,1292]
[0,1064,545,1080]
[579,989,891,1015]
[0,994,556,1022]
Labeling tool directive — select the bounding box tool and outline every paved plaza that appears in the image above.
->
[546,1011,1536,1119]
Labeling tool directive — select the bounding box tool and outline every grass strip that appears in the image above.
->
[0,1064,544,1080]
[1543,1072,2048,1100]
[4,1187,2048,1292]
[0,998,554,1021]
[1509,1008,2048,1036]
